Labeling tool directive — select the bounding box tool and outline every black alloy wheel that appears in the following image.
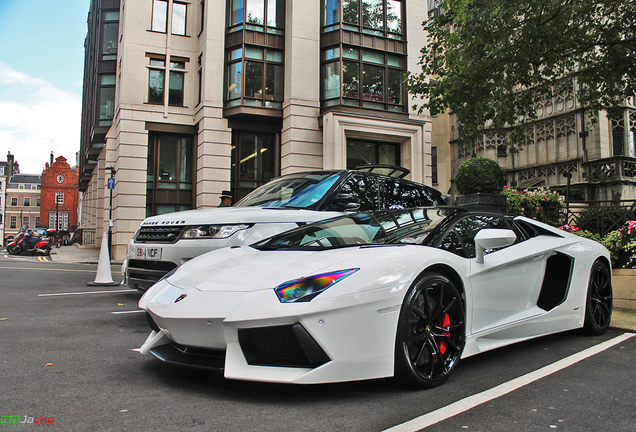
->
[395,272,465,389]
[584,260,612,335]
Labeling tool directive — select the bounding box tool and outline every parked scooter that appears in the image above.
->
[7,229,52,256]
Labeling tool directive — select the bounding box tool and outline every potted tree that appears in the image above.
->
[454,157,507,212]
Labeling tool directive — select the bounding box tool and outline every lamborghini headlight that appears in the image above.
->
[274,268,359,303]
[181,224,250,239]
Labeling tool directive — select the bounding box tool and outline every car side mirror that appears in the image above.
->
[333,193,361,211]
[474,229,517,264]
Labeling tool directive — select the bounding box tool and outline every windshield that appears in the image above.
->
[253,208,458,250]
[234,172,343,208]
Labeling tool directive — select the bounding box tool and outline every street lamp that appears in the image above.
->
[563,171,572,225]
[106,166,116,259]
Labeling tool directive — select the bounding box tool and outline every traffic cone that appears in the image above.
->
[87,232,119,286]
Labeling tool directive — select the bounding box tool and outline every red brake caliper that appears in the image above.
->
[438,312,451,355]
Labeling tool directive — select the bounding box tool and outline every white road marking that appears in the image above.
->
[38,289,136,297]
[111,310,145,315]
[384,333,636,432]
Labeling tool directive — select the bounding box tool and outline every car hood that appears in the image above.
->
[139,206,342,226]
[166,245,366,293]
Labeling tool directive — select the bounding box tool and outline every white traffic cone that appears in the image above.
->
[87,232,119,286]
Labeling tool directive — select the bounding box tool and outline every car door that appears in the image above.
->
[437,214,549,334]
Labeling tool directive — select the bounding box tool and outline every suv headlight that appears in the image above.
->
[181,224,250,239]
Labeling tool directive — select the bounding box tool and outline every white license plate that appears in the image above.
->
[130,246,162,260]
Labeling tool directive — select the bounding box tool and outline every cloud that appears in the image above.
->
[0,61,81,174]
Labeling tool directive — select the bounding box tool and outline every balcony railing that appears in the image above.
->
[584,156,636,182]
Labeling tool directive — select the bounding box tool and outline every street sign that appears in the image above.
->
[107,178,115,189]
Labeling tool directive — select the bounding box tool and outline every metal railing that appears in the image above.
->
[565,200,636,236]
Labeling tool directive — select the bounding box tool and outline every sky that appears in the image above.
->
[0,0,90,174]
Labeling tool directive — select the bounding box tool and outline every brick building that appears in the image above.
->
[41,155,79,235]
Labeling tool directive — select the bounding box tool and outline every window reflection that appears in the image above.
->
[325,0,403,37]
[152,0,168,32]
[172,2,187,35]
[101,11,119,61]
[225,47,283,108]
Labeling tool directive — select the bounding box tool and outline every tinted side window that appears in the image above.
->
[337,174,380,211]
[382,178,424,209]
[439,215,515,258]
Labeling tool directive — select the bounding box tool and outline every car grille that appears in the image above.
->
[238,324,330,368]
[127,259,178,291]
[134,226,186,243]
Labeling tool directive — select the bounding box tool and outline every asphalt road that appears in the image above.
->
[1,252,634,431]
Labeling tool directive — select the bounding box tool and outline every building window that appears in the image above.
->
[23,216,30,228]
[35,217,40,227]
[11,197,17,206]
[148,56,186,106]
[101,10,119,60]
[148,59,165,104]
[346,139,400,168]
[169,60,185,106]
[172,2,187,35]
[322,0,403,39]
[99,74,116,126]
[24,197,30,206]
[10,216,17,229]
[56,192,64,205]
[431,146,438,185]
[231,131,279,200]
[322,47,405,112]
[152,0,168,32]
[611,112,625,156]
[199,0,205,34]
[226,46,283,109]
[228,0,284,35]
[36,197,41,206]
[197,54,202,106]
[49,213,69,231]
[146,132,194,216]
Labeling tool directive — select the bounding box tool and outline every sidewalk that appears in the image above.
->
[48,244,635,332]
[49,244,102,264]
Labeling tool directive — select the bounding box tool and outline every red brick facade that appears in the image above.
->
[41,156,79,231]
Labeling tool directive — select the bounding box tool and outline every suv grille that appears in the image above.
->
[134,226,186,243]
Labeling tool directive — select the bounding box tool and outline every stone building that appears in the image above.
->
[447,80,636,202]
[78,0,437,261]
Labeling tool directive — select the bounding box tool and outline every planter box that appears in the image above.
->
[454,193,507,213]
[612,269,636,310]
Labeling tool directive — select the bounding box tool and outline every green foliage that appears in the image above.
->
[454,157,505,194]
[406,0,636,145]
[504,186,565,226]
[601,221,636,269]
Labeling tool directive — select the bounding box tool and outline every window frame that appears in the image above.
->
[171,1,188,35]
[147,55,188,106]
[322,45,406,112]
[151,0,169,32]
[227,0,284,35]
[146,132,195,217]
[225,45,284,109]
[321,0,404,40]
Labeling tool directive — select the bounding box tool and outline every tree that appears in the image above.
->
[407,0,636,145]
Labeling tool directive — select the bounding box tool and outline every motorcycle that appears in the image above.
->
[7,229,52,256]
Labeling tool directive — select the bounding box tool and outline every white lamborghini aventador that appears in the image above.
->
[137,207,613,388]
